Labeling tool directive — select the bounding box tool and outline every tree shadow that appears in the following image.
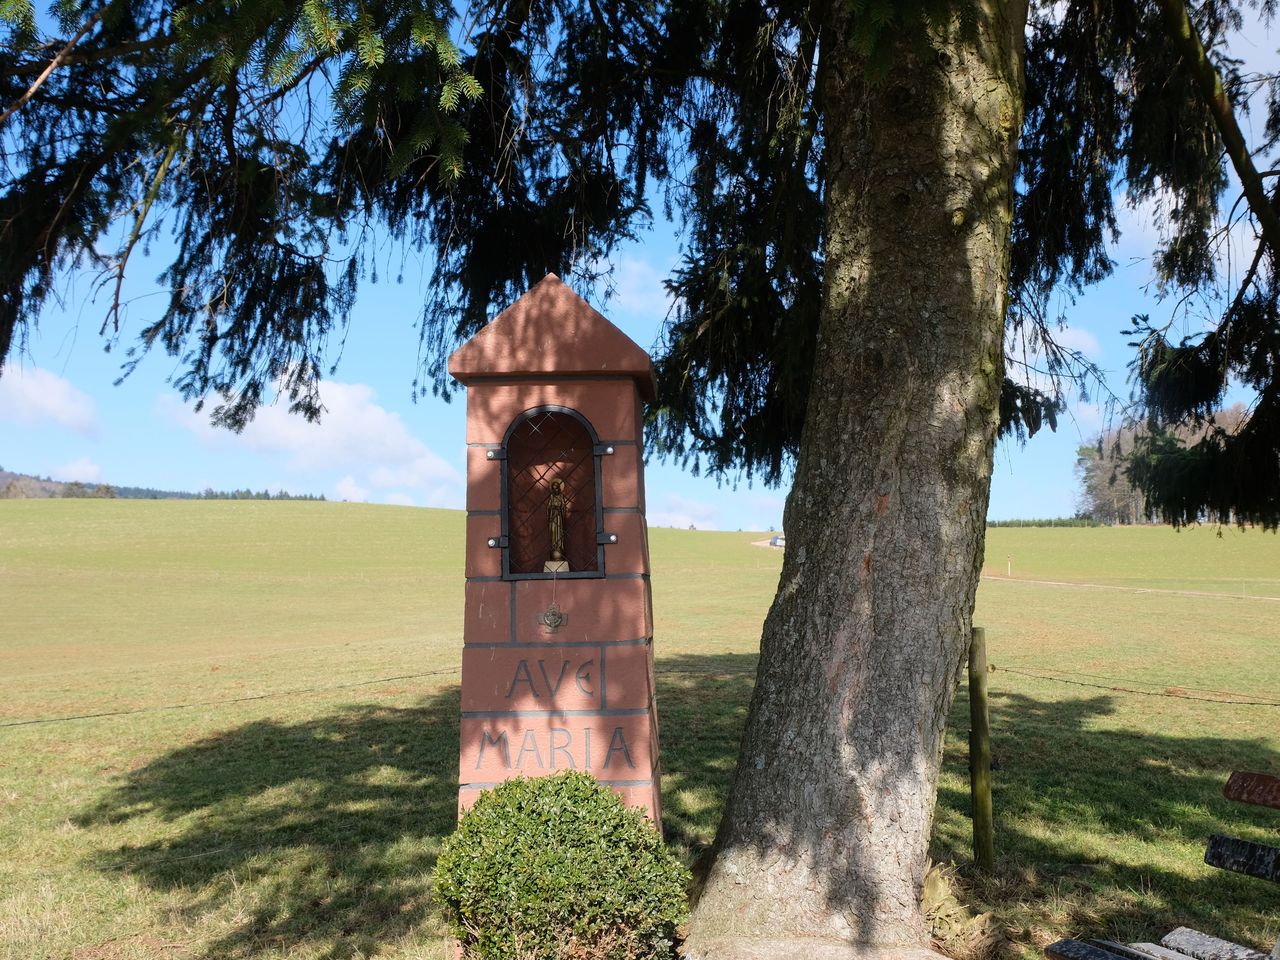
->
[653,653,760,852]
[75,691,462,960]
[69,654,758,960]
[72,658,1277,958]
[659,654,1280,952]
[933,687,1280,950]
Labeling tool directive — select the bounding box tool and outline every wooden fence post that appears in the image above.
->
[969,626,995,872]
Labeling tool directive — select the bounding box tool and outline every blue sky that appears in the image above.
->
[0,223,1192,531]
[2,21,1274,532]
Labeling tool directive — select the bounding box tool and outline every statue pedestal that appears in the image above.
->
[449,273,663,826]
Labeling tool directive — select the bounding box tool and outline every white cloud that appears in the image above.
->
[237,382,427,470]
[1112,174,1259,305]
[1004,319,1105,397]
[1053,324,1101,360]
[368,453,457,491]
[741,492,786,532]
[334,476,369,502]
[1111,191,1162,266]
[384,492,416,507]
[163,379,464,508]
[0,366,99,436]
[648,493,721,531]
[610,256,676,321]
[53,456,101,483]
[1065,401,1105,434]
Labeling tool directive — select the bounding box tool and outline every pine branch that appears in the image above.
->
[0,4,108,129]
[103,135,181,337]
[1156,0,1280,259]
[7,34,177,76]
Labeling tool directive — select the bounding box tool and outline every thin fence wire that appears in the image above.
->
[0,667,462,729]
[981,573,1280,603]
[7,657,1277,728]
[1006,666,1278,701]
[993,665,1280,707]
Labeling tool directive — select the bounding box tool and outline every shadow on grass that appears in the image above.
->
[934,688,1280,950]
[659,657,1278,950]
[654,653,760,852]
[75,691,463,960]
[69,655,760,960]
[73,657,1276,959]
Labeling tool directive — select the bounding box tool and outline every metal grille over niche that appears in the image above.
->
[506,410,599,574]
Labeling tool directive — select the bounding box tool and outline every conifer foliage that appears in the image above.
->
[1,1,1277,522]
[0,0,479,428]
[3,0,1277,523]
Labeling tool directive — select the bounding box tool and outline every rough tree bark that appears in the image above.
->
[686,2,1027,956]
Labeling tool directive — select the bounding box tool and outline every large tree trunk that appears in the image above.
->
[685,3,1027,955]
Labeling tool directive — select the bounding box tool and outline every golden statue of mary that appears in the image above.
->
[544,478,570,572]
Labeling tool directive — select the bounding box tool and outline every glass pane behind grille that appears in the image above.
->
[506,412,599,575]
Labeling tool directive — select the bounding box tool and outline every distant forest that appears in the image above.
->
[987,517,1103,528]
[0,467,325,501]
[1074,403,1250,525]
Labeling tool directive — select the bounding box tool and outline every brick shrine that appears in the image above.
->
[448,273,663,824]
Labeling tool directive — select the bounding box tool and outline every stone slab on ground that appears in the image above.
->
[1130,944,1200,960]
[680,938,948,960]
[1161,928,1271,960]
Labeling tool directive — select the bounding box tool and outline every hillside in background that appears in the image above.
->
[0,467,117,499]
[1,501,1276,960]
[0,466,324,501]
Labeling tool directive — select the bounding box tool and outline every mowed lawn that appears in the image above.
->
[1,501,1277,959]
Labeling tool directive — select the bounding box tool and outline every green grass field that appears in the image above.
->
[1,501,1277,959]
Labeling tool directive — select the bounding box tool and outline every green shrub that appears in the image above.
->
[433,772,690,960]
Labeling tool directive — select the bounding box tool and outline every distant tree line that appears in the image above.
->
[0,467,324,501]
[111,484,206,500]
[987,517,1103,528]
[197,488,326,501]
[0,474,121,499]
[1075,404,1250,525]
[1075,434,1150,526]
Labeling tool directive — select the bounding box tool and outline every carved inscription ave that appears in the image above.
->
[460,647,602,713]
[505,658,595,701]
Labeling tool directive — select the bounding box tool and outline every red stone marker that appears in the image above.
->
[448,273,662,824]
[1223,771,1280,811]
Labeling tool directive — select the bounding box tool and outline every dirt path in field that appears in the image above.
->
[981,574,1280,602]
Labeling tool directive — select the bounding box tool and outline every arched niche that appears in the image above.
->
[496,406,609,579]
